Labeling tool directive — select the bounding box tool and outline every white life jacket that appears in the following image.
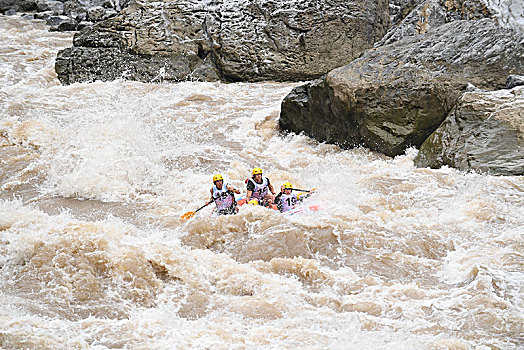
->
[212,184,234,210]
[279,193,297,212]
[247,177,269,200]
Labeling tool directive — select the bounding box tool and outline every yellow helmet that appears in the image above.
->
[283,182,293,189]
[252,167,263,175]
[213,174,223,182]
[248,200,259,205]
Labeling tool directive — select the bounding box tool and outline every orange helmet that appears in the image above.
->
[252,167,263,175]
[213,174,223,182]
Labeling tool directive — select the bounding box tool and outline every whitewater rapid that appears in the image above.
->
[1,15,523,349]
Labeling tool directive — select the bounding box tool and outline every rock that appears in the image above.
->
[46,15,72,27]
[0,0,17,13]
[506,75,524,89]
[0,0,130,32]
[280,77,365,148]
[55,45,221,85]
[0,0,37,13]
[279,19,524,157]
[36,0,63,15]
[34,10,54,20]
[414,86,524,175]
[377,0,496,46]
[86,6,107,22]
[389,0,425,26]
[49,17,79,32]
[55,0,390,84]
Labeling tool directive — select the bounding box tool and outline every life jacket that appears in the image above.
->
[247,177,269,200]
[279,193,297,212]
[212,184,235,210]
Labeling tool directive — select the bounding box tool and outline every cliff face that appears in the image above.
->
[54,0,390,84]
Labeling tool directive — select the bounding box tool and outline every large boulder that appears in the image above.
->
[414,86,524,175]
[279,19,524,157]
[55,0,390,84]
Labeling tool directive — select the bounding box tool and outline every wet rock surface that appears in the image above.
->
[280,19,524,157]
[54,0,390,84]
[506,75,524,89]
[414,86,524,175]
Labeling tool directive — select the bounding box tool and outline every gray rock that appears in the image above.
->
[47,15,72,27]
[414,87,524,175]
[377,0,496,46]
[0,0,37,13]
[86,6,107,22]
[0,0,18,12]
[1,0,130,32]
[506,75,524,89]
[34,10,54,20]
[279,19,524,157]
[49,17,79,31]
[36,0,63,15]
[55,0,390,84]
[389,0,425,26]
[55,46,220,85]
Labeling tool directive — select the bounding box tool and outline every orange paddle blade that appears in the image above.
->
[180,211,196,221]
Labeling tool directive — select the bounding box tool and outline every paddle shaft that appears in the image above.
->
[195,202,210,213]
[291,188,312,192]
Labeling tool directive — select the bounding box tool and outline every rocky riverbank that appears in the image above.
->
[4,0,522,174]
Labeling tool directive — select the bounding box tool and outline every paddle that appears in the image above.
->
[292,188,316,200]
[291,188,315,192]
[180,202,210,221]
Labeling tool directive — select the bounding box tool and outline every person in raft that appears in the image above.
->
[274,182,298,213]
[207,174,240,215]
[245,167,276,207]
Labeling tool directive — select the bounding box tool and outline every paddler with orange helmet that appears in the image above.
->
[206,174,240,215]
[245,167,276,207]
[274,182,298,212]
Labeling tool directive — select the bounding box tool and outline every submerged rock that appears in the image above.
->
[279,19,524,157]
[415,86,524,175]
[55,0,390,84]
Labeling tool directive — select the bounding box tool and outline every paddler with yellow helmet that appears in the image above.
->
[274,182,298,212]
[245,167,276,207]
[206,174,240,215]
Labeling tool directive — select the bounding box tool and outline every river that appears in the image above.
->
[0,15,523,349]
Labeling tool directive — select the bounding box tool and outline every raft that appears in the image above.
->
[235,189,320,216]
